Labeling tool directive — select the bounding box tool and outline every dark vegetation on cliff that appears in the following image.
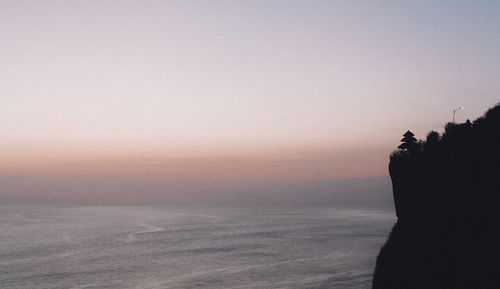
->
[373,103,500,289]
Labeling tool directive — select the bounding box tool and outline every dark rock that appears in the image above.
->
[373,103,500,289]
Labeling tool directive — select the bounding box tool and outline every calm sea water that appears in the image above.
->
[0,205,395,289]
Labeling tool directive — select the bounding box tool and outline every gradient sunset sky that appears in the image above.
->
[1,0,499,182]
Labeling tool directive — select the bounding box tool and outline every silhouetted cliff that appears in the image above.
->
[373,104,500,289]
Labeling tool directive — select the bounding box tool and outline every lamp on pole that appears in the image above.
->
[453,106,464,123]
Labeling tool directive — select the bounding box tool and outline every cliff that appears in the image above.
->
[372,104,500,289]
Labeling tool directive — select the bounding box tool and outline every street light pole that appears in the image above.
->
[453,106,464,123]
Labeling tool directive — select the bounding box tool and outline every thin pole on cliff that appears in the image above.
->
[453,106,464,123]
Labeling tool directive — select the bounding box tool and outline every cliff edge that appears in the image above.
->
[372,103,500,289]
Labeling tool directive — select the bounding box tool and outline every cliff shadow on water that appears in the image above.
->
[372,103,500,289]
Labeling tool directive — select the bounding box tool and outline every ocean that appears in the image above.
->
[0,205,395,289]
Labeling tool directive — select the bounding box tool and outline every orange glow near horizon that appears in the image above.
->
[0,142,390,180]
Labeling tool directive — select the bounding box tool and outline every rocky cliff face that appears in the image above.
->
[372,104,500,289]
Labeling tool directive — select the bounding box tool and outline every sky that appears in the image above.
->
[1,1,500,203]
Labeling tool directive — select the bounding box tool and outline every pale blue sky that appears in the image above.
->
[1,0,499,179]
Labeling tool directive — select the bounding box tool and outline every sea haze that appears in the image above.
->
[0,205,394,289]
[0,176,393,208]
